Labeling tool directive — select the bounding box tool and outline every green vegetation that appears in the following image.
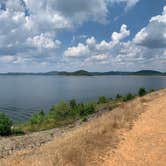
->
[69,99,77,109]
[149,89,154,93]
[123,93,135,101]
[116,94,122,99]
[12,127,25,136]
[0,113,12,136]
[19,100,96,132]
[98,96,107,104]
[29,110,45,125]
[138,87,147,96]
[0,87,155,135]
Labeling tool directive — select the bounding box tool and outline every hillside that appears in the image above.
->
[1,89,166,166]
[134,70,162,75]
[0,70,165,76]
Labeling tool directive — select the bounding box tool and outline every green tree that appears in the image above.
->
[98,96,107,104]
[69,99,77,109]
[48,101,70,120]
[29,110,45,125]
[79,103,95,117]
[0,113,12,136]
[138,88,146,96]
[116,94,122,99]
[123,93,135,101]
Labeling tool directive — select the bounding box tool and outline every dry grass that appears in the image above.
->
[2,96,148,166]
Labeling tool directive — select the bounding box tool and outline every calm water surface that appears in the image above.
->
[0,75,166,122]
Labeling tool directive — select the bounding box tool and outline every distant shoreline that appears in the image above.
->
[0,70,165,76]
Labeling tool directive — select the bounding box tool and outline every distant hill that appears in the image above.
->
[56,70,165,76]
[57,70,93,76]
[0,70,165,76]
[134,70,162,75]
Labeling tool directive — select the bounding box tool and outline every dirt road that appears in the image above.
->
[102,90,166,166]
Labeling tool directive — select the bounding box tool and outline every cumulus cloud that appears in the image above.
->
[111,24,130,42]
[64,7,166,72]
[27,34,61,49]
[134,6,166,48]
[64,43,90,57]
[65,24,130,58]
[0,0,164,72]
[86,37,96,47]
[0,0,110,69]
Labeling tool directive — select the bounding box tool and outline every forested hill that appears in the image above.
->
[0,70,165,76]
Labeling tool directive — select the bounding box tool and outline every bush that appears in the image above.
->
[0,113,12,136]
[79,103,95,117]
[123,93,135,101]
[98,96,107,104]
[138,88,146,97]
[29,110,45,125]
[48,101,70,120]
[82,117,88,122]
[69,99,77,109]
[116,94,122,99]
[149,89,154,93]
[12,128,25,135]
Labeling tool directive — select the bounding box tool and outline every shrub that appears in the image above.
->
[79,103,95,117]
[149,89,154,93]
[12,127,25,135]
[82,117,88,122]
[138,88,146,97]
[69,99,77,109]
[98,96,107,104]
[48,101,70,120]
[29,110,45,125]
[0,113,12,136]
[116,94,122,99]
[123,93,135,101]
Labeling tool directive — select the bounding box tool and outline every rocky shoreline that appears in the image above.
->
[0,127,67,158]
[0,108,107,159]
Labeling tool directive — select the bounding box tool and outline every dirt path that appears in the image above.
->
[102,91,166,166]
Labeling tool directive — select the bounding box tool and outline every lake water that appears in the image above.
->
[0,75,166,122]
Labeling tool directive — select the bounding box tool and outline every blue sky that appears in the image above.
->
[0,0,166,72]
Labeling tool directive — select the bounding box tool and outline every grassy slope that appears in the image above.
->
[2,89,165,165]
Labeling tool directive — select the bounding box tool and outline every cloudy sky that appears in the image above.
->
[0,0,166,72]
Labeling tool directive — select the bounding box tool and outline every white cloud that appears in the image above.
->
[64,24,130,58]
[111,24,130,42]
[27,33,61,49]
[64,43,90,57]
[96,40,113,51]
[90,54,109,62]
[134,6,166,48]
[1,0,164,72]
[63,10,166,71]
[0,0,111,69]
[86,37,96,46]
[0,55,15,63]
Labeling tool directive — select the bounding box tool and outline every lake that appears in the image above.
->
[0,75,166,122]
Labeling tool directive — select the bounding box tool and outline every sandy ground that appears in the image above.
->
[102,90,166,166]
[1,89,166,166]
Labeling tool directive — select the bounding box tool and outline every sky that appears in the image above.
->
[0,0,166,72]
